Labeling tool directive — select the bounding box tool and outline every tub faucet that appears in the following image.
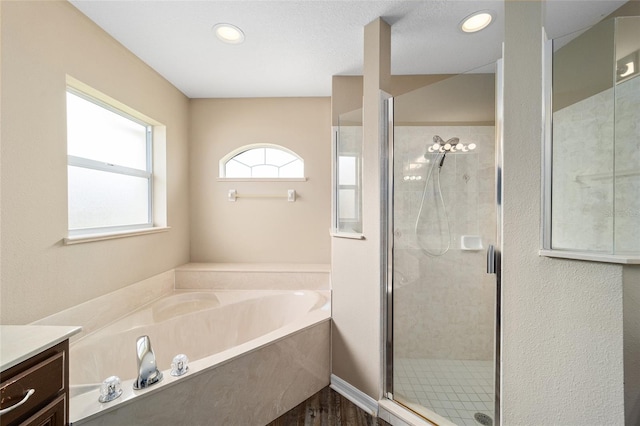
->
[133,335,163,390]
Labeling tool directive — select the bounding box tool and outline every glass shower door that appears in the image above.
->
[389,67,500,426]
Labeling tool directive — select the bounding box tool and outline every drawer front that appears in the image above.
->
[21,394,66,426]
[0,352,65,426]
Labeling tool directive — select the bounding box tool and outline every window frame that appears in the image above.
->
[66,87,155,238]
[218,143,306,180]
[336,153,362,225]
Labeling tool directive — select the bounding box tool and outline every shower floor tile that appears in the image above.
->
[394,358,494,426]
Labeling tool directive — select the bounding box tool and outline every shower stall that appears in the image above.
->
[384,64,502,426]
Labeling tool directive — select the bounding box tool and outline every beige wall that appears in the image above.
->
[553,0,640,111]
[502,1,625,424]
[331,76,363,126]
[2,2,635,423]
[330,4,632,424]
[331,17,390,399]
[331,74,451,126]
[0,1,190,324]
[624,267,640,424]
[552,18,615,111]
[189,98,331,264]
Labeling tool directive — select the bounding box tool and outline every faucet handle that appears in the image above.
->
[99,376,123,403]
[171,354,189,377]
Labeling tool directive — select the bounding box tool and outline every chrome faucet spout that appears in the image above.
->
[133,335,163,390]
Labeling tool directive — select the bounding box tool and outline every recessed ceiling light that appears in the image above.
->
[460,11,495,33]
[213,23,245,44]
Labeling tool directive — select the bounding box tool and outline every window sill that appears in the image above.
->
[330,231,365,240]
[217,177,307,182]
[539,249,640,265]
[64,226,170,245]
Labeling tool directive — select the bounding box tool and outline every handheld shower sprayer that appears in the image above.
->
[416,135,459,257]
[417,134,478,256]
[439,153,447,168]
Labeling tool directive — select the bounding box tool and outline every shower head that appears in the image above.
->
[427,135,454,163]
[427,135,475,155]
[429,135,459,153]
[426,135,445,157]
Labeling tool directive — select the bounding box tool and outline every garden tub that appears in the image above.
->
[69,289,331,425]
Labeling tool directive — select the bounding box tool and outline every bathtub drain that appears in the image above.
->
[474,412,493,426]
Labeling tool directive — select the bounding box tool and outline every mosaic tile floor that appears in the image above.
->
[394,358,494,426]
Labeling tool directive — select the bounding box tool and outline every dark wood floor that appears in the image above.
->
[267,387,392,426]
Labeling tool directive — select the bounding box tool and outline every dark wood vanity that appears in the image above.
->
[0,326,80,426]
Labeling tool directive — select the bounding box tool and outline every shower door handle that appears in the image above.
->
[486,242,502,421]
[487,245,497,274]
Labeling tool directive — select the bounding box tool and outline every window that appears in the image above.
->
[333,107,363,235]
[220,145,304,178]
[66,88,153,236]
[337,153,362,233]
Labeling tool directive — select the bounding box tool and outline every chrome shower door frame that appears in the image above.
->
[381,61,504,425]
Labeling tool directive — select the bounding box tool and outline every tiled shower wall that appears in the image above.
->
[614,75,640,253]
[393,125,496,361]
[552,75,640,253]
[552,86,614,251]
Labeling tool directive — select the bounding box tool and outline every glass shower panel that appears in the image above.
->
[614,16,640,254]
[549,16,640,257]
[391,70,497,425]
[336,108,363,234]
[551,19,616,253]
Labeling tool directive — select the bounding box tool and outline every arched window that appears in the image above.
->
[220,144,304,178]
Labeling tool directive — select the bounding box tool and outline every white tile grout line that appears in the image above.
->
[395,358,494,425]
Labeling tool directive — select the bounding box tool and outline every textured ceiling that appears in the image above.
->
[69,0,628,98]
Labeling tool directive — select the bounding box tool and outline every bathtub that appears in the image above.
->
[69,289,331,425]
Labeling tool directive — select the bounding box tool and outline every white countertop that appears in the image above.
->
[0,325,82,372]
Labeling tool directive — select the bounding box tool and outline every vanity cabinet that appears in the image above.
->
[0,340,69,426]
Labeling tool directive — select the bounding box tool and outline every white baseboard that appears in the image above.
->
[330,374,379,417]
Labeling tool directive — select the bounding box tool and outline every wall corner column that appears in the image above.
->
[330,17,391,401]
[502,1,625,424]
